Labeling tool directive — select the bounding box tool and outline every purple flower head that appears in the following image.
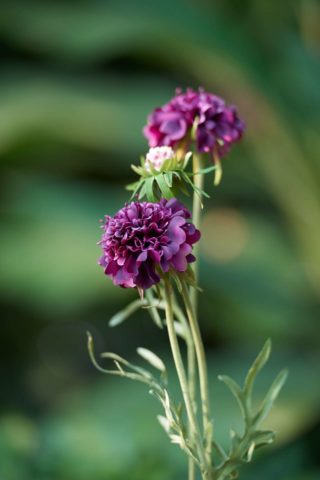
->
[98,199,200,290]
[143,88,245,157]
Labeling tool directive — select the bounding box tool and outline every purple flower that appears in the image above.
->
[143,88,245,157]
[98,199,200,289]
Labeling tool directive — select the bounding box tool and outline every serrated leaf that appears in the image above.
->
[254,369,288,426]
[137,347,166,372]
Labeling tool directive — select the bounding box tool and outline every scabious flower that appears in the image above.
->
[145,146,175,172]
[98,199,200,289]
[143,87,245,157]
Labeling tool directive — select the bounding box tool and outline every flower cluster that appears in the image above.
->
[143,87,245,156]
[98,199,200,289]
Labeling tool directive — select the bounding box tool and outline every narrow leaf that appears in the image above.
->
[145,176,156,201]
[131,164,143,175]
[173,320,187,340]
[138,182,146,200]
[157,415,170,433]
[218,375,246,418]
[245,442,256,462]
[244,339,271,397]
[164,171,173,188]
[155,173,174,198]
[137,347,166,372]
[193,165,216,175]
[101,352,153,380]
[251,430,275,447]
[145,290,163,329]
[254,369,288,426]
[108,298,145,327]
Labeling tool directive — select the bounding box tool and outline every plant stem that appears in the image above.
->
[172,294,197,480]
[172,294,197,409]
[181,280,213,468]
[163,279,206,472]
[189,152,204,480]
[190,153,204,313]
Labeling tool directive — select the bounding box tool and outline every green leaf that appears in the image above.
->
[155,174,174,199]
[125,181,139,191]
[145,289,163,329]
[251,430,275,447]
[254,369,288,426]
[245,442,255,462]
[193,165,216,175]
[164,171,173,188]
[108,298,145,327]
[101,352,153,381]
[229,428,241,452]
[138,182,146,200]
[128,179,144,200]
[137,347,166,372]
[131,164,144,176]
[145,176,156,201]
[244,339,271,398]
[218,375,246,419]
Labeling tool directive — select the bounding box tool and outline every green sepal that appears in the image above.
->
[126,151,214,202]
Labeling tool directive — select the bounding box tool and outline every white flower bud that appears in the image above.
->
[145,146,175,172]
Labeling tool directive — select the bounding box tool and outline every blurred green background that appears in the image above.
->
[0,0,319,479]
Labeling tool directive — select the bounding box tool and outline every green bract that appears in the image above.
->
[126,152,215,202]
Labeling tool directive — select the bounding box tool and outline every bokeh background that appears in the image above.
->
[0,1,320,479]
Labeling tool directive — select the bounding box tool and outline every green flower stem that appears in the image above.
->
[163,279,206,473]
[181,280,213,468]
[172,294,197,480]
[172,294,196,411]
[190,153,204,313]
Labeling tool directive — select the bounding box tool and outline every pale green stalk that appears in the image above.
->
[163,280,207,475]
[172,294,197,480]
[190,153,204,312]
[181,280,213,469]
